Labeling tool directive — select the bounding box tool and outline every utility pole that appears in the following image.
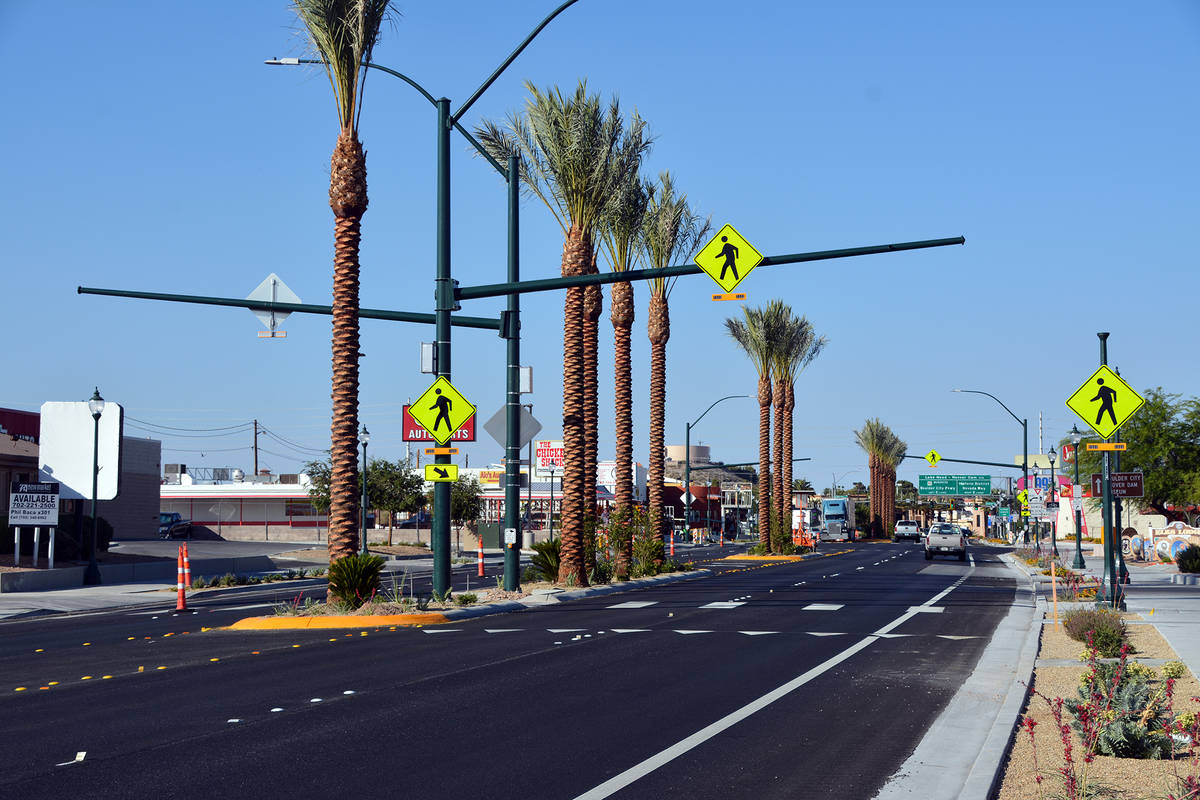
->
[253,419,259,478]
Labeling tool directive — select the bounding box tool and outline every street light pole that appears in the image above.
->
[1068,426,1087,569]
[84,388,105,586]
[952,389,1028,544]
[548,465,557,541]
[1095,332,1124,609]
[359,425,370,556]
[683,395,750,541]
[1048,446,1059,559]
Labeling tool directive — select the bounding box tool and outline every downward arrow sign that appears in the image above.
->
[435,468,449,479]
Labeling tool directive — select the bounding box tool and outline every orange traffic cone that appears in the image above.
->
[174,546,188,613]
[181,542,192,587]
[477,535,485,578]
[670,531,675,557]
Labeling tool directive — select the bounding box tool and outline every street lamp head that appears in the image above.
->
[358,425,370,447]
[88,387,105,419]
[1048,446,1057,467]
[1069,425,1083,445]
[951,388,963,392]
[264,57,300,66]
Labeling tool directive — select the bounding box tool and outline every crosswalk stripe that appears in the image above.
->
[673,630,713,635]
[611,629,651,634]
[807,632,845,637]
[606,601,657,609]
[802,603,843,611]
[484,629,524,633]
[699,601,745,609]
[547,628,587,633]
[738,631,779,636]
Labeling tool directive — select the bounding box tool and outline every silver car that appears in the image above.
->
[894,520,922,542]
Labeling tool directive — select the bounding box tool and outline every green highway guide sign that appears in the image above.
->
[918,474,992,496]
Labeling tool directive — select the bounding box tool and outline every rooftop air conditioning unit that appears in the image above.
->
[212,468,231,481]
[165,464,182,475]
[279,473,299,485]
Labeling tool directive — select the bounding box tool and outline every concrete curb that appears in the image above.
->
[875,553,1040,800]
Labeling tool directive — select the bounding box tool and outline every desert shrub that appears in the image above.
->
[1176,544,1200,573]
[1063,607,1127,657]
[1067,671,1175,758]
[528,539,561,583]
[326,554,385,609]
[631,531,665,578]
[453,592,477,606]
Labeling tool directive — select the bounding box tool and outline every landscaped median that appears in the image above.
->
[222,567,713,631]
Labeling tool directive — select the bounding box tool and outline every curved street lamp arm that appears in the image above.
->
[265,58,508,178]
[452,0,582,123]
[953,388,1022,427]
[691,395,751,428]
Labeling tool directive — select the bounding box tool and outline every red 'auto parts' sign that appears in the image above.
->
[1090,472,1144,498]
[402,405,475,442]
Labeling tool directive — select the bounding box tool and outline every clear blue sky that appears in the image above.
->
[3,1,1197,491]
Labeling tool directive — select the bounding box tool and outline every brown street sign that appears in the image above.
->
[1089,472,1144,498]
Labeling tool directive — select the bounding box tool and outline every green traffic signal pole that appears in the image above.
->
[684,395,750,533]
[1096,332,1124,609]
[952,389,1029,545]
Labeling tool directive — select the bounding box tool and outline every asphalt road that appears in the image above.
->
[0,542,1015,799]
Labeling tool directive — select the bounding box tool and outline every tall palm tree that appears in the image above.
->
[475,83,635,586]
[291,0,394,566]
[854,419,906,537]
[726,303,785,550]
[642,173,708,550]
[598,168,650,580]
[879,431,908,536]
[778,316,826,528]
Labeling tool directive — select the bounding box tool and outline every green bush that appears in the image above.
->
[529,539,561,583]
[1175,543,1200,573]
[1162,660,1188,680]
[453,592,477,606]
[1062,607,1127,657]
[327,554,385,609]
[631,532,665,578]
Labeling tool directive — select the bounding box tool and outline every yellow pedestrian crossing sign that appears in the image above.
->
[925,449,941,468]
[694,223,763,293]
[1065,365,1144,439]
[410,376,476,446]
[424,463,458,482]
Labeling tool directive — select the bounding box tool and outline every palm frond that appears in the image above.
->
[643,172,708,297]
[291,0,395,130]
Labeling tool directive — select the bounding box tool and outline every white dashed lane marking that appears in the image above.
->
[802,603,844,611]
[699,601,745,609]
[606,601,658,609]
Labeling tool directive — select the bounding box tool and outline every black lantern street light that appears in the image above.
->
[1068,425,1086,569]
[1048,446,1059,559]
[84,388,105,586]
[358,425,370,556]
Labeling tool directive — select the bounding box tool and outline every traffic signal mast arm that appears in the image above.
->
[902,454,1023,470]
[455,236,965,301]
[77,286,503,331]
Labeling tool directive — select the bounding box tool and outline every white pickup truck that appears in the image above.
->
[924,522,967,562]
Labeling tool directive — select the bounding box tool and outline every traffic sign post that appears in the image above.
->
[693,224,763,294]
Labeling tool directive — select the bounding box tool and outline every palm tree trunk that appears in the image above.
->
[883,465,897,537]
[327,130,367,567]
[773,377,787,534]
[784,383,795,538]
[757,376,772,550]
[648,294,670,554]
[868,453,881,536]
[611,280,634,579]
[558,226,590,587]
[583,252,602,576]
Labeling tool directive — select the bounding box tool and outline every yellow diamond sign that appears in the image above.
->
[925,449,941,468]
[1065,365,1144,439]
[424,464,458,483]
[694,223,763,293]
[410,377,476,446]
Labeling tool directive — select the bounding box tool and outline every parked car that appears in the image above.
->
[894,520,922,542]
[924,522,967,561]
[158,512,190,539]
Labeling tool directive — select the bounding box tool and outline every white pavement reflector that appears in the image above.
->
[607,601,657,609]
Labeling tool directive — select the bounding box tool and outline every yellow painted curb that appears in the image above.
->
[227,613,451,630]
[719,555,808,562]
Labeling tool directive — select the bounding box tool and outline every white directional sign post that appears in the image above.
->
[247,273,301,339]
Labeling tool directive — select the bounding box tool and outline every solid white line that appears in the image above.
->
[571,565,978,800]
[571,636,878,800]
